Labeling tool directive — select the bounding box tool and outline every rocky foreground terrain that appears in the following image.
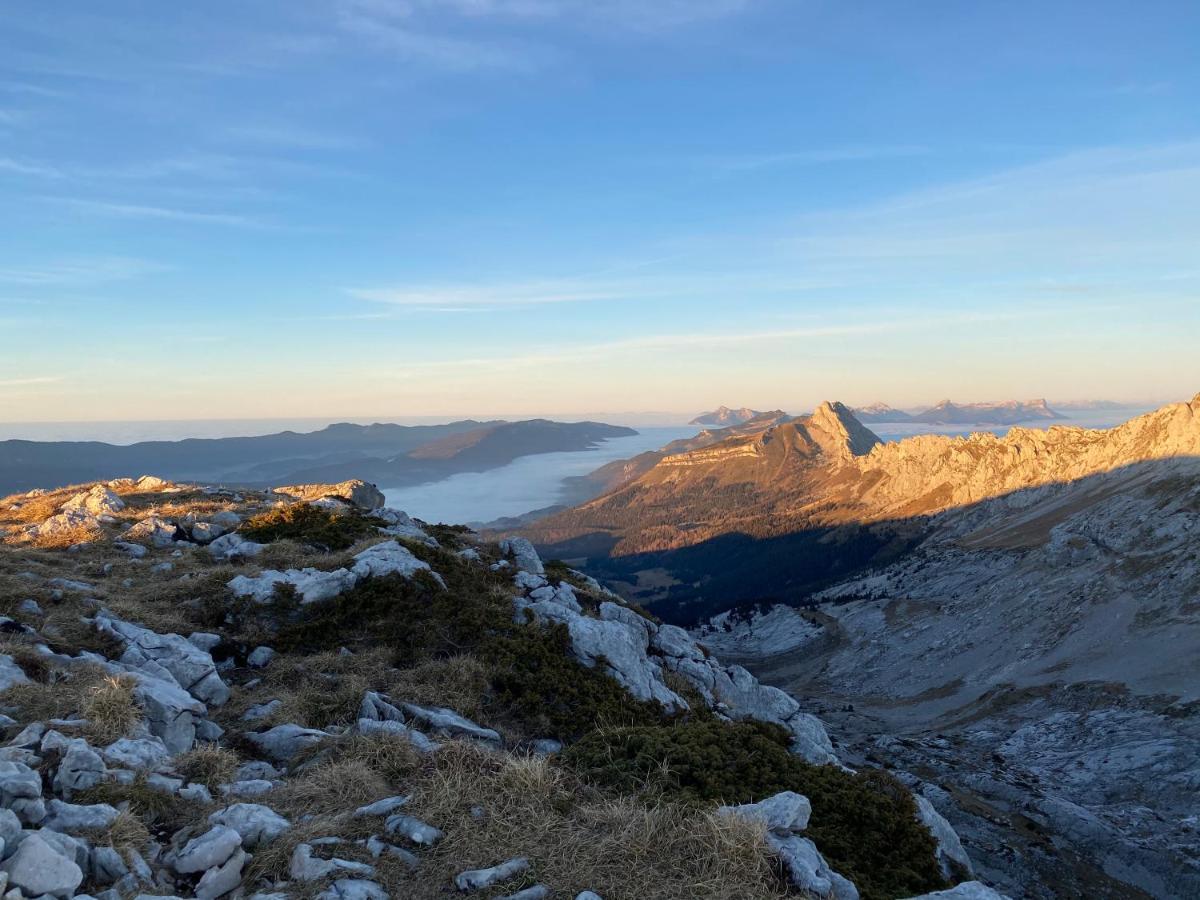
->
[689,396,1200,898]
[0,476,1009,899]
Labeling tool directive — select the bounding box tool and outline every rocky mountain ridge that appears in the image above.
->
[0,476,1004,899]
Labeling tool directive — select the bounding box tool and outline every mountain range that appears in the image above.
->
[853,398,1066,425]
[0,419,635,497]
[517,393,1200,898]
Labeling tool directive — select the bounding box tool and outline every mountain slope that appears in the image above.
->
[0,477,975,900]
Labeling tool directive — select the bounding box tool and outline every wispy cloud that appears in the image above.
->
[48,198,264,228]
[0,157,63,178]
[0,256,164,286]
[378,309,1046,375]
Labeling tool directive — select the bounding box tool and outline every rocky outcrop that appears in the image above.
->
[228,539,440,604]
[273,480,386,510]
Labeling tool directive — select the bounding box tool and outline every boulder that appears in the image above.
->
[43,799,120,831]
[208,532,264,560]
[97,616,230,706]
[0,655,29,692]
[385,813,443,846]
[354,795,409,817]
[209,803,291,847]
[768,833,859,899]
[274,480,386,510]
[53,738,107,796]
[195,847,248,900]
[719,791,812,833]
[316,880,389,900]
[248,646,275,668]
[500,888,550,900]
[360,691,405,723]
[914,794,973,880]
[499,537,544,575]
[125,516,182,547]
[101,734,169,772]
[173,825,241,874]
[455,857,529,891]
[351,540,441,585]
[0,832,84,898]
[248,723,330,761]
[62,485,126,516]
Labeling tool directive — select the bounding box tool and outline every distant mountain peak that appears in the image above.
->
[689,406,764,427]
[807,401,881,458]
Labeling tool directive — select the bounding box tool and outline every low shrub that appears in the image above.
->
[239,503,382,551]
[563,719,947,900]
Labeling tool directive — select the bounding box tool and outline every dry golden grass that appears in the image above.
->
[84,810,152,856]
[174,743,240,790]
[384,655,492,722]
[384,742,787,900]
[81,674,140,744]
[311,732,426,787]
[271,759,391,818]
[0,660,117,724]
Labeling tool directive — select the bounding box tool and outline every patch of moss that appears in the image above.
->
[239,503,382,551]
[563,719,947,900]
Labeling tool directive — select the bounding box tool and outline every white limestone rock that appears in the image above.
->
[401,703,500,744]
[914,794,974,880]
[1,832,84,898]
[901,884,1012,900]
[97,616,230,706]
[209,802,291,848]
[0,656,29,693]
[62,485,126,516]
[317,879,389,900]
[125,515,181,547]
[499,537,544,575]
[248,723,330,761]
[173,825,241,874]
[719,791,812,833]
[455,857,530,891]
[195,847,248,900]
[768,833,859,900]
[208,532,264,560]
[351,540,441,585]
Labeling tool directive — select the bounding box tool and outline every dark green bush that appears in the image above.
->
[484,621,663,741]
[563,719,947,900]
[239,503,382,551]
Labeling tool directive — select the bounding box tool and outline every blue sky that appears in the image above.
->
[1,0,1198,422]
